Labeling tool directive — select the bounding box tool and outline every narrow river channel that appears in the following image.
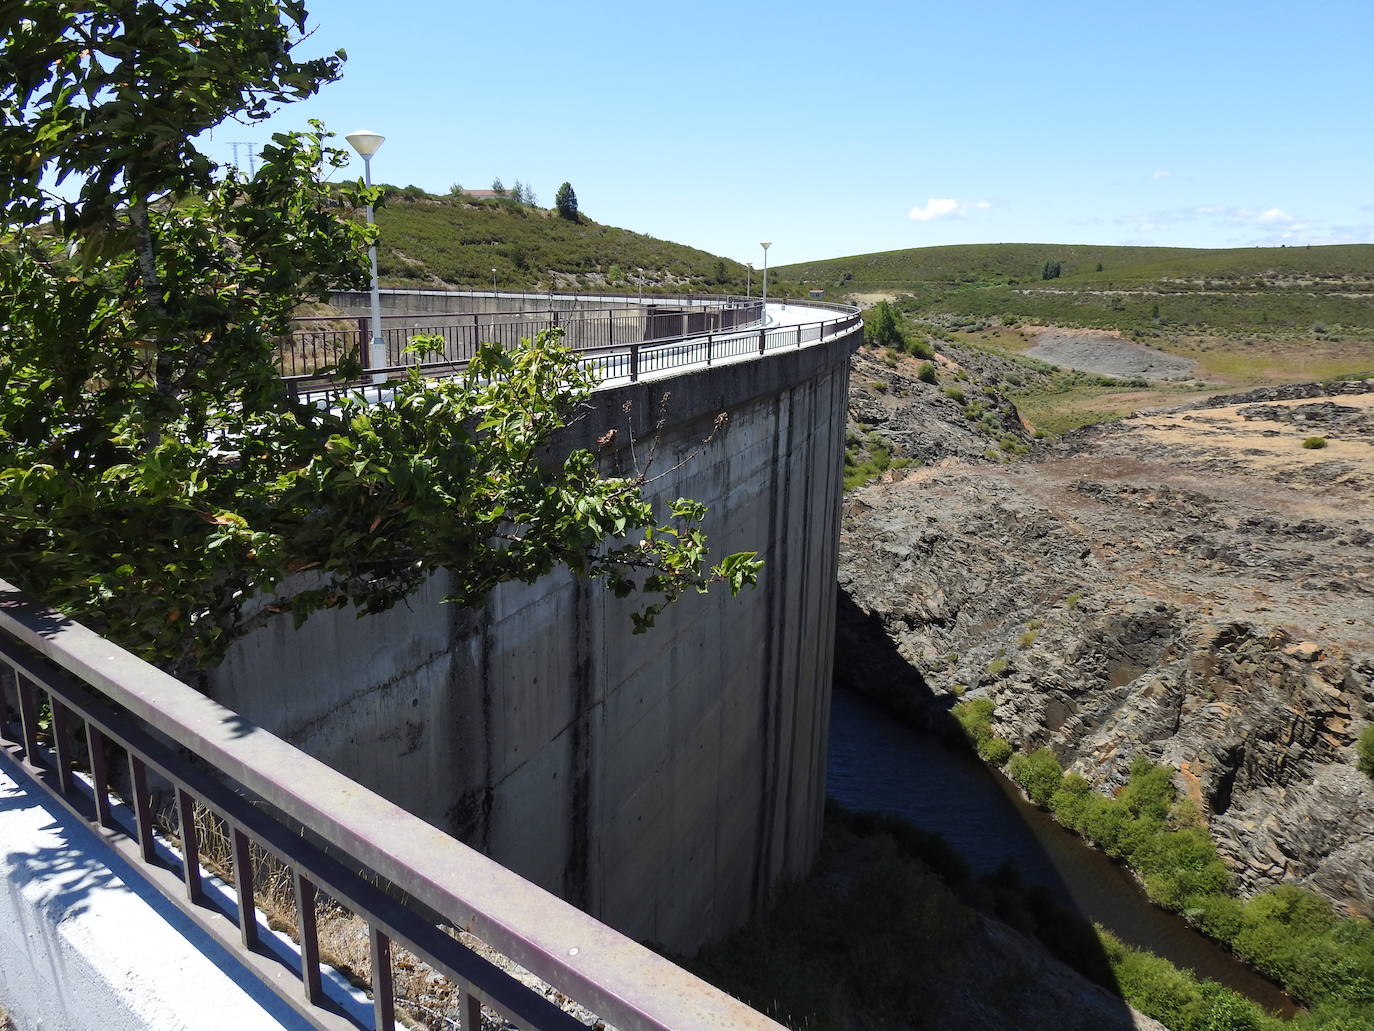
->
[826,688,1299,1017]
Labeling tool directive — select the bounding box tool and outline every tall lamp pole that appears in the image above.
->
[345,129,386,383]
[491,267,497,291]
[746,262,753,298]
[760,241,772,324]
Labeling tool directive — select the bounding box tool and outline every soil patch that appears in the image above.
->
[1026,329,1198,381]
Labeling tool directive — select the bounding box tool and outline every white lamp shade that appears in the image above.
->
[760,241,772,250]
[344,130,385,157]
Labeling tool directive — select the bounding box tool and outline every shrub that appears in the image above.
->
[943,387,966,404]
[1304,436,1329,449]
[863,301,904,349]
[1006,748,1064,807]
[1018,630,1038,649]
[985,656,1008,675]
[1357,726,1374,777]
[1183,893,1246,943]
[917,362,938,384]
[908,336,935,360]
[952,698,995,746]
[978,737,1013,766]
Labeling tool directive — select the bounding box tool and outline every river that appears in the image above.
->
[826,687,1299,1017]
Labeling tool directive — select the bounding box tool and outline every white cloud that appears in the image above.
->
[908,198,990,222]
[1152,169,1171,180]
[1255,207,1296,225]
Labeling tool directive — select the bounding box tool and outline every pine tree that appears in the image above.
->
[555,182,578,221]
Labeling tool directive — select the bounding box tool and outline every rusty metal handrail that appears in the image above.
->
[0,579,786,1031]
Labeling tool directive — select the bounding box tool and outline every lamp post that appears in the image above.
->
[491,267,497,291]
[760,241,772,324]
[345,129,386,384]
[746,262,753,298]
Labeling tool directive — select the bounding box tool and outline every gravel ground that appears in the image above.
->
[1025,329,1198,380]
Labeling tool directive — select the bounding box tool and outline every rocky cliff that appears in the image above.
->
[837,345,1374,917]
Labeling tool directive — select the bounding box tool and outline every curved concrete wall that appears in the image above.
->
[209,322,856,951]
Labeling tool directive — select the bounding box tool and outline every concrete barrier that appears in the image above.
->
[210,307,858,952]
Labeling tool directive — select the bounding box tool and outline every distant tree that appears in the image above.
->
[863,301,904,349]
[491,176,505,195]
[1041,259,1062,281]
[448,181,464,196]
[555,181,578,221]
[1095,262,1104,272]
[512,178,529,205]
[607,264,625,285]
[523,184,538,207]
[712,258,728,284]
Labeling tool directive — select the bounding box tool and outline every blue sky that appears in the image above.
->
[232,0,1374,266]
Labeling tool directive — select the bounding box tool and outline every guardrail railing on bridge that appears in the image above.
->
[283,299,863,405]
[0,579,787,1031]
[279,298,764,380]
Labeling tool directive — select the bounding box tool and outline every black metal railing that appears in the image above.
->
[0,579,787,1031]
[279,294,765,381]
[283,297,863,406]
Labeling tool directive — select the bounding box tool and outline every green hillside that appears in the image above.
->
[777,242,1374,336]
[779,242,1374,290]
[370,188,802,296]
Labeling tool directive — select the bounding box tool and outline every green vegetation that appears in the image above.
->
[1357,727,1374,778]
[688,803,1321,1031]
[948,702,1374,1027]
[554,181,578,221]
[986,656,1009,676]
[917,361,938,384]
[1303,437,1330,449]
[0,0,760,672]
[843,426,916,491]
[977,736,1013,765]
[368,189,804,296]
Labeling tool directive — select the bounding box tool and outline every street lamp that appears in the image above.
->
[760,241,772,324]
[491,267,497,291]
[746,262,753,298]
[345,129,386,383]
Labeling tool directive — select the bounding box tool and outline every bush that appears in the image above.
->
[952,698,995,746]
[1357,726,1374,777]
[1304,436,1329,449]
[908,336,935,360]
[978,736,1013,766]
[863,301,904,349]
[917,362,938,384]
[1006,748,1064,807]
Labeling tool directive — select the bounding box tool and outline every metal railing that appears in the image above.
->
[279,296,764,381]
[0,579,786,1031]
[284,297,863,405]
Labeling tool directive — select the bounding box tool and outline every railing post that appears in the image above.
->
[357,316,371,376]
[797,325,803,348]
[682,312,688,337]
[758,328,766,355]
[707,334,713,366]
[630,342,640,382]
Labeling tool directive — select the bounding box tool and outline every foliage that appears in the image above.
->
[1358,726,1374,778]
[917,362,938,384]
[977,736,1013,765]
[555,181,578,221]
[0,0,761,675]
[366,190,782,294]
[1006,748,1064,807]
[952,698,995,747]
[863,300,904,349]
[1041,258,1062,281]
[1303,437,1330,449]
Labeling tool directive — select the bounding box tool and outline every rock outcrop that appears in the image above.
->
[838,365,1374,917]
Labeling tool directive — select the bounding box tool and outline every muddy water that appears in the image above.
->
[826,688,1299,1017]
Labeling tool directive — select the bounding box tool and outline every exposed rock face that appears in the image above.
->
[838,369,1374,917]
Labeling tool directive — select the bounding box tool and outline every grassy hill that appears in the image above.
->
[369,188,803,296]
[777,243,1374,336]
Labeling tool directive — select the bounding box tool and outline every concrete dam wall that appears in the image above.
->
[209,317,856,951]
